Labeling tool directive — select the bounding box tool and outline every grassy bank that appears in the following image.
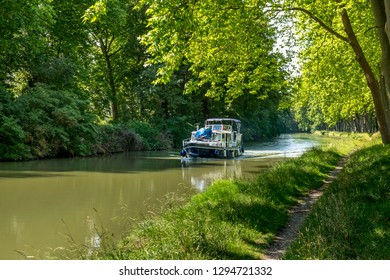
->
[284,142,390,259]
[58,133,371,260]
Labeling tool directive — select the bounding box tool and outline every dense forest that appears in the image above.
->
[0,0,388,160]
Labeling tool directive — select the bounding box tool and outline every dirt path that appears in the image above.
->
[261,156,349,260]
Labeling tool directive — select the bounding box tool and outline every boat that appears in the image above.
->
[181,118,244,158]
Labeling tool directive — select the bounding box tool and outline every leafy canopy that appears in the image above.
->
[140,0,286,103]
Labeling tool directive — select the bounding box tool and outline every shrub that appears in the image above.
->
[128,121,172,150]
[156,117,193,148]
[95,123,143,153]
[0,116,30,160]
[12,85,98,158]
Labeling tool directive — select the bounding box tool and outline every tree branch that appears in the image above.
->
[107,34,115,52]
[289,7,349,43]
[364,25,385,35]
[109,47,123,57]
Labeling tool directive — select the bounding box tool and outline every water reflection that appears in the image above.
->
[181,159,244,191]
[0,134,324,259]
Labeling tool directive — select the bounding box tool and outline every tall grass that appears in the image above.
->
[284,142,390,259]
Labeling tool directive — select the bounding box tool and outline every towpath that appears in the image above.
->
[262,155,349,260]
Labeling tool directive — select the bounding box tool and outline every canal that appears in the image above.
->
[0,134,328,259]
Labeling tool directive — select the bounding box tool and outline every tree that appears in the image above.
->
[289,5,377,132]
[278,0,390,143]
[0,0,55,89]
[83,0,147,122]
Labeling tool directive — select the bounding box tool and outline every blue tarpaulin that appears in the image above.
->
[195,127,212,139]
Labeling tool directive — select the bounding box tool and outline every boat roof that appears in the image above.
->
[205,118,241,123]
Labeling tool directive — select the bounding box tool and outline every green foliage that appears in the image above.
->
[0,0,293,153]
[30,57,79,90]
[157,117,194,148]
[128,121,172,150]
[0,86,99,160]
[140,0,287,102]
[0,116,30,161]
[82,0,147,121]
[0,88,30,160]
[83,0,108,23]
[96,123,143,153]
[0,0,55,81]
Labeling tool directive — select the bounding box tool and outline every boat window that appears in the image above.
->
[213,124,222,131]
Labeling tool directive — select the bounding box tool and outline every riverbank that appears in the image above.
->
[57,132,378,260]
[0,119,177,162]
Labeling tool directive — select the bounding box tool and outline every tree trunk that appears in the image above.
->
[99,37,120,122]
[341,8,390,144]
[370,0,390,143]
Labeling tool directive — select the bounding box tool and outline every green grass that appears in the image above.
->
[284,142,390,259]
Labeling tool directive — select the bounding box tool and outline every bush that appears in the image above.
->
[0,85,99,160]
[95,123,143,153]
[94,121,172,153]
[0,84,178,160]
[128,121,172,150]
[0,116,30,160]
[17,86,99,157]
[156,117,193,148]
[0,88,30,160]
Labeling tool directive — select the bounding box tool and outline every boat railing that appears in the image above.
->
[182,138,191,146]
[205,124,232,132]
